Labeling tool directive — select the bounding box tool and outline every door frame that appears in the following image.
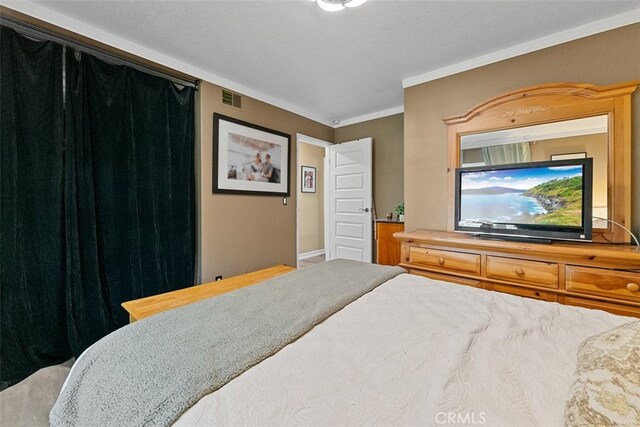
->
[296,133,331,267]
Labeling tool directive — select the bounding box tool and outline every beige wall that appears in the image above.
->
[298,143,325,254]
[404,23,640,236]
[335,113,404,217]
[529,134,608,211]
[197,82,333,282]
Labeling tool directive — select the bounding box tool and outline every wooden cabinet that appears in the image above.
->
[376,220,404,265]
[395,230,640,317]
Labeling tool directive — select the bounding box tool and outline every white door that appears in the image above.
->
[327,138,373,262]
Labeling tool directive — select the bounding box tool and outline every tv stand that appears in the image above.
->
[394,230,640,317]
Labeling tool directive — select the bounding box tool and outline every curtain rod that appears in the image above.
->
[0,17,198,89]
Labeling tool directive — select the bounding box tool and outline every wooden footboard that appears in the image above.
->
[122,265,295,322]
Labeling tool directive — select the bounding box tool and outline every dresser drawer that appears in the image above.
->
[486,256,558,288]
[561,296,640,318]
[409,269,481,288]
[409,247,480,275]
[485,282,557,302]
[566,266,640,302]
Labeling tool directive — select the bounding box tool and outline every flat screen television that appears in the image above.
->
[454,158,593,242]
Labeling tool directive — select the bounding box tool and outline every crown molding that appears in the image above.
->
[2,1,335,127]
[4,2,637,127]
[335,105,404,128]
[402,8,640,89]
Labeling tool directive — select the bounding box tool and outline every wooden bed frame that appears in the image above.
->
[121,265,295,322]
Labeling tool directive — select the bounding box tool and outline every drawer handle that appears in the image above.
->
[515,267,525,277]
[627,283,640,292]
[437,257,445,266]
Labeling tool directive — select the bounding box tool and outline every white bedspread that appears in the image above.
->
[175,273,631,427]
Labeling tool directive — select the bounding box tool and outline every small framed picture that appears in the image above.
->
[301,166,316,193]
[213,113,291,196]
[551,152,587,161]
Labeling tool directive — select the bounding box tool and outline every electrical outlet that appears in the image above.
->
[215,275,222,281]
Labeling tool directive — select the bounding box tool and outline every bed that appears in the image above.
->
[51,260,637,426]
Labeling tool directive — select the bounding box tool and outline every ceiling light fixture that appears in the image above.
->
[316,0,368,12]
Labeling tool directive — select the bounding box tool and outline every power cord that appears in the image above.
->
[593,216,639,246]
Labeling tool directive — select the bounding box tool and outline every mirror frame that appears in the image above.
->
[444,81,639,244]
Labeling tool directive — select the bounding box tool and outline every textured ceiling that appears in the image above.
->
[7,0,640,126]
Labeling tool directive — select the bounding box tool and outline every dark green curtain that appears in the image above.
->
[1,26,196,386]
[0,27,69,388]
[64,51,196,354]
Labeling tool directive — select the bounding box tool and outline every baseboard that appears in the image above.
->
[298,249,325,261]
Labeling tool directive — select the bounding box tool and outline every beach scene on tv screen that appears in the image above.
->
[459,165,584,227]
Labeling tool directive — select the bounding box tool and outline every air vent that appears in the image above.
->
[222,89,242,109]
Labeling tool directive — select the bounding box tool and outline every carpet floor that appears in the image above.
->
[298,254,326,268]
[0,360,73,427]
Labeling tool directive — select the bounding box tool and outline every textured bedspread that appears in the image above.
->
[175,273,631,426]
[50,260,404,426]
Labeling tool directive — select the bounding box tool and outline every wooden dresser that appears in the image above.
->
[376,219,404,266]
[395,230,640,317]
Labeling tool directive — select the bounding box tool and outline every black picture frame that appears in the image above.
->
[301,166,316,193]
[213,113,291,196]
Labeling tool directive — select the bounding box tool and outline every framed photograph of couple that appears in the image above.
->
[301,166,316,193]
[213,113,291,196]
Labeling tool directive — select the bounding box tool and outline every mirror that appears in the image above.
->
[460,115,608,228]
[444,81,639,243]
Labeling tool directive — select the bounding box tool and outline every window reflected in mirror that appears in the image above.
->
[460,115,608,228]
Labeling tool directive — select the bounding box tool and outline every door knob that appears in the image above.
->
[358,208,371,213]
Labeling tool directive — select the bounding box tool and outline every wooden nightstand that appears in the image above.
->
[376,219,404,266]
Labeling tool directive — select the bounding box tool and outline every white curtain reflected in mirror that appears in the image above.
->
[460,115,608,228]
[481,141,531,165]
